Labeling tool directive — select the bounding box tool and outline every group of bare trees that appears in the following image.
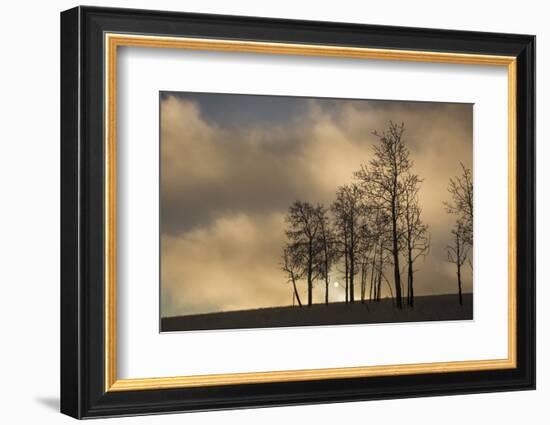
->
[444,164,474,305]
[282,121,430,309]
[282,202,336,307]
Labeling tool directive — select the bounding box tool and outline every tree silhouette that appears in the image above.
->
[279,121,435,313]
[355,122,412,309]
[315,205,339,304]
[359,222,375,304]
[282,246,304,307]
[402,173,430,307]
[446,223,470,305]
[370,240,383,301]
[331,184,367,303]
[444,163,473,247]
[371,236,393,302]
[364,208,389,302]
[444,163,473,304]
[283,201,323,306]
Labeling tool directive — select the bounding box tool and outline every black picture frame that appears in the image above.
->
[61,5,535,419]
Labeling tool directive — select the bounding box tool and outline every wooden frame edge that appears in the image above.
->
[108,358,516,391]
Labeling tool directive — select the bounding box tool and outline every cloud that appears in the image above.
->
[161,212,288,316]
[161,95,317,234]
[160,93,473,317]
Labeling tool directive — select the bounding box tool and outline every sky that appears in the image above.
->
[160,91,473,318]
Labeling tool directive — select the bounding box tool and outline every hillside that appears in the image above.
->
[161,293,473,332]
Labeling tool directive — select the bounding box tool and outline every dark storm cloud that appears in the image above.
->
[161,91,311,130]
[159,97,316,234]
[160,92,473,317]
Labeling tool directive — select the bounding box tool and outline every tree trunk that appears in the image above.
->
[408,262,414,307]
[407,245,414,308]
[323,242,330,304]
[349,249,355,303]
[350,216,356,303]
[455,231,463,306]
[376,243,383,301]
[291,275,302,307]
[457,264,463,306]
[344,233,349,303]
[457,248,463,306]
[391,200,402,309]
[369,253,376,301]
[307,240,313,306]
[360,265,366,303]
[392,242,402,307]
[376,271,382,301]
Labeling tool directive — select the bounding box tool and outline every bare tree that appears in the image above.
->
[331,184,367,303]
[446,223,470,305]
[332,186,350,302]
[444,163,473,247]
[372,237,393,302]
[359,247,370,304]
[368,241,378,301]
[315,205,339,304]
[282,246,304,307]
[355,122,412,309]
[365,209,388,302]
[370,240,383,301]
[402,174,430,307]
[284,201,323,306]
[359,221,375,304]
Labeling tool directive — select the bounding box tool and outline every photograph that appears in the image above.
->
[160,92,474,332]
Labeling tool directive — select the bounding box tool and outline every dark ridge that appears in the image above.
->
[161,293,473,332]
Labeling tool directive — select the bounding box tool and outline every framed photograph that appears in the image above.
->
[60,6,535,419]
